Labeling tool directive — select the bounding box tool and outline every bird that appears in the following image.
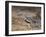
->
[24,16,41,24]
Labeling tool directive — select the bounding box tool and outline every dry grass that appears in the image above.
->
[12,17,32,31]
[12,6,41,31]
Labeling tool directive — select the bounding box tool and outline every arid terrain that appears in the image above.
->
[12,6,41,31]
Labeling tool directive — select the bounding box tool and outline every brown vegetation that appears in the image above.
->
[12,6,41,31]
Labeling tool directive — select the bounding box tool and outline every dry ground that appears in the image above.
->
[12,6,41,31]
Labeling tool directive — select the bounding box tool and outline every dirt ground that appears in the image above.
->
[12,6,41,31]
